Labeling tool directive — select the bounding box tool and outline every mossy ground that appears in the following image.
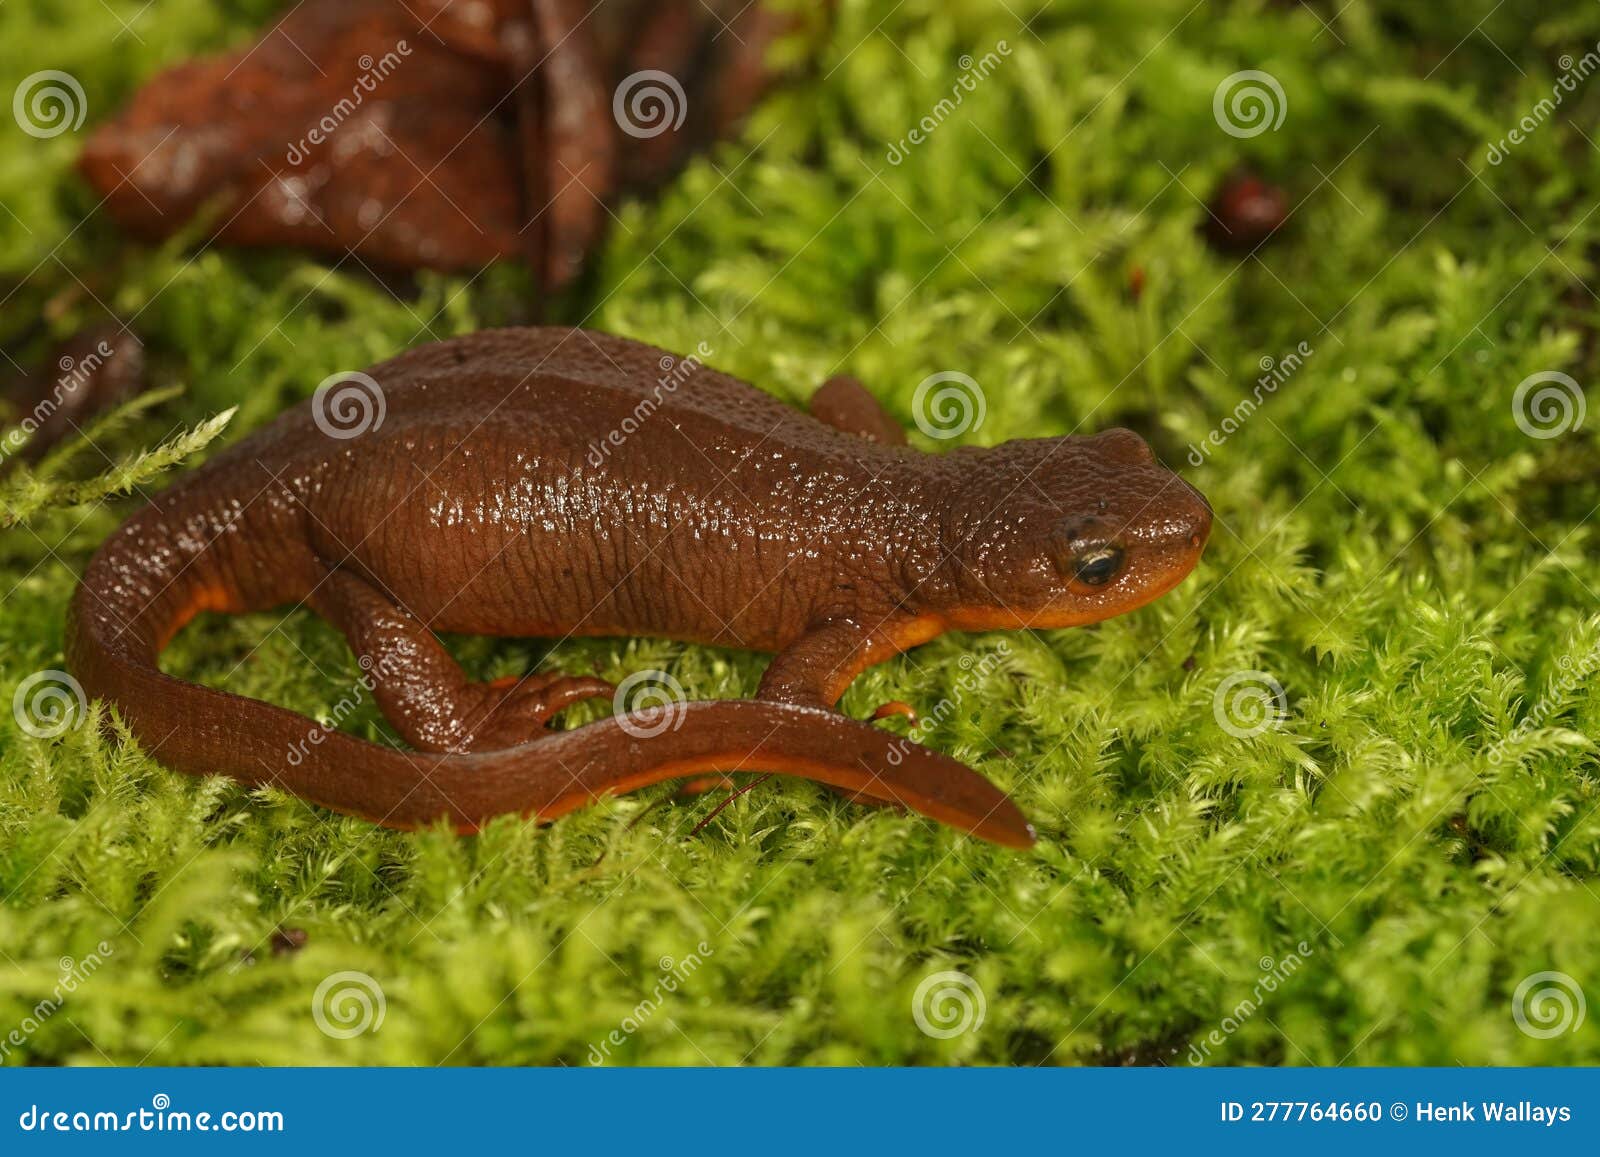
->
[4,0,1600,1065]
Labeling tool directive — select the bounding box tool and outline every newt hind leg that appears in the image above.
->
[808,375,908,446]
[308,568,613,753]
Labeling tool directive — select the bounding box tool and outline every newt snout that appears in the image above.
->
[935,428,1211,632]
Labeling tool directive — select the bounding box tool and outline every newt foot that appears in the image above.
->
[457,673,616,751]
[870,700,920,728]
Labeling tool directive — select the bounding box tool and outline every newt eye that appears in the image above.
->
[1073,545,1124,586]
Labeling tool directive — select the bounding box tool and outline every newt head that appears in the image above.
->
[931,427,1212,631]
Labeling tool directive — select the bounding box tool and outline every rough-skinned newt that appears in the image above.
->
[77,0,809,289]
[66,327,1211,847]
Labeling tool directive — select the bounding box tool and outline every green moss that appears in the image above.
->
[3,0,1600,1065]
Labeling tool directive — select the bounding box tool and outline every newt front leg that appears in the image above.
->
[758,613,944,713]
[779,378,925,706]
